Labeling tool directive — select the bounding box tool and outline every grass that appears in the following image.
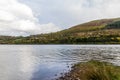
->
[58,60,120,80]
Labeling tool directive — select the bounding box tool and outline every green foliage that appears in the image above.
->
[58,60,120,80]
[1,18,120,44]
[106,21,120,29]
[74,60,120,80]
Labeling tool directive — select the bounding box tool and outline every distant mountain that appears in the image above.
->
[1,18,120,44]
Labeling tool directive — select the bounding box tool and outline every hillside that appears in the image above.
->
[1,18,120,44]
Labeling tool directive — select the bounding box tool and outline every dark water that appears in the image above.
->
[0,45,120,80]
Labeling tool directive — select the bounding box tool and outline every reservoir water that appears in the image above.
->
[0,45,120,80]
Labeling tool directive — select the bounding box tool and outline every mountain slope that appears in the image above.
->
[1,18,120,44]
[60,18,120,34]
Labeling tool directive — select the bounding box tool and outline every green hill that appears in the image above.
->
[1,18,120,44]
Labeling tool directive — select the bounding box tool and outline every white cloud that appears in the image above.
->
[1,0,120,36]
[20,0,120,29]
[0,0,60,36]
[59,0,120,24]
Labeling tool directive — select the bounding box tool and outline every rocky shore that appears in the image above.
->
[57,60,120,80]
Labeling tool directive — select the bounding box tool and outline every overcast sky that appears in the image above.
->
[0,0,120,36]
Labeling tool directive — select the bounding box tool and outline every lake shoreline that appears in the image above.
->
[0,45,120,80]
[57,60,120,80]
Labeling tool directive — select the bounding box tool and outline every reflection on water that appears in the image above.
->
[0,45,120,80]
[0,46,35,80]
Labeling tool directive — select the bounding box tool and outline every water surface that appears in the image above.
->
[0,45,120,80]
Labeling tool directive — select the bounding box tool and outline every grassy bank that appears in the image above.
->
[58,60,120,80]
